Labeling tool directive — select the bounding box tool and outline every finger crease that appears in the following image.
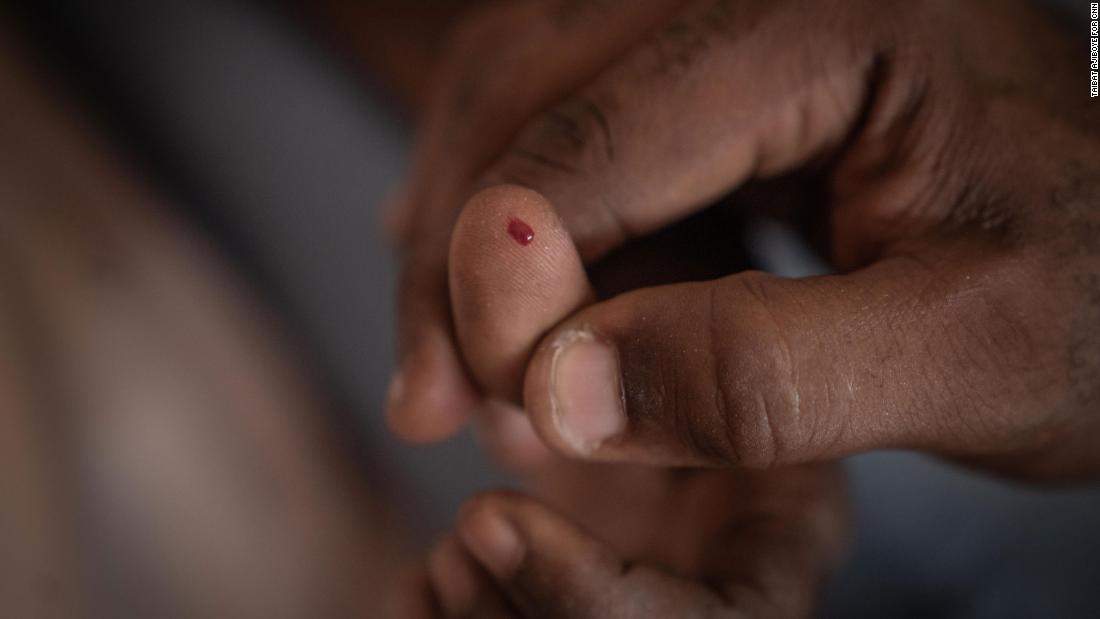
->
[510,147,583,176]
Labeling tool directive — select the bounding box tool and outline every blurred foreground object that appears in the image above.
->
[0,13,405,619]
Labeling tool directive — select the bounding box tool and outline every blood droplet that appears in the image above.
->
[507,218,535,246]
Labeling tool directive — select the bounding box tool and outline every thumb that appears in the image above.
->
[523,241,1050,468]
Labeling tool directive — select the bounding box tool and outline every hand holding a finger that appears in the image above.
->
[424,0,1100,481]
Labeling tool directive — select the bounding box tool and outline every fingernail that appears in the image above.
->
[460,506,523,579]
[549,329,626,455]
[386,369,406,412]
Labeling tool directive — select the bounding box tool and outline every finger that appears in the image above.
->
[388,0,686,442]
[450,185,593,401]
[457,491,734,618]
[523,241,1055,467]
[387,258,479,443]
[396,0,689,242]
[479,0,884,262]
[448,185,593,469]
[427,534,516,619]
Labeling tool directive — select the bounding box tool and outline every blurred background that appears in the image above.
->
[0,1,1097,617]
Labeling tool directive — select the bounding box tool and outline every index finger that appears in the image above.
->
[388,0,687,442]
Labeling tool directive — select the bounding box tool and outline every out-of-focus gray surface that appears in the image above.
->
[20,0,511,541]
[22,0,1100,615]
[827,452,1100,617]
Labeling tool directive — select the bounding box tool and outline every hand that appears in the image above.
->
[415,464,847,618]
[389,0,1100,481]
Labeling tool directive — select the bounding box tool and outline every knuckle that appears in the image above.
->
[486,94,617,187]
[706,275,803,468]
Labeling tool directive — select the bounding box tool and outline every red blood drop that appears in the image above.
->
[507,218,535,246]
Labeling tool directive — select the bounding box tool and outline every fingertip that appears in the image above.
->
[385,378,470,444]
[457,494,526,581]
[386,338,478,444]
[451,185,561,270]
[449,184,592,401]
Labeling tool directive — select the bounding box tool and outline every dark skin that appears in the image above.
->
[419,187,849,618]
[292,0,492,114]
[421,465,848,619]
[385,0,1100,616]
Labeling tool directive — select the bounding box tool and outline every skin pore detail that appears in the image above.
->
[507,217,536,246]
[1056,161,1100,412]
